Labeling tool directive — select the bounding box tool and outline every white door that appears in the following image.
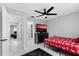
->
[0,11,2,56]
[18,19,24,51]
[2,6,10,56]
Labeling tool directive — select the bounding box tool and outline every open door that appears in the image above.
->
[2,6,10,56]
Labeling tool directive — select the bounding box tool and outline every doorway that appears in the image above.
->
[9,21,24,55]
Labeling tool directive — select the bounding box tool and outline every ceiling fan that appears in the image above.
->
[34,6,57,18]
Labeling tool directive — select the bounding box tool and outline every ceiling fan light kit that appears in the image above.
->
[34,6,57,18]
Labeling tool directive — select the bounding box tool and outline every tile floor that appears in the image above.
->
[20,43,74,56]
[38,43,74,56]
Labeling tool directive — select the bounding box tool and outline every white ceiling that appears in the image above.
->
[4,3,79,20]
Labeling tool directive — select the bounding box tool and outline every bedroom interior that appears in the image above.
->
[0,3,79,56]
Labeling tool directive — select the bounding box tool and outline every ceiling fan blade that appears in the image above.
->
[47,13,57,15]
[34,10,43,14]
[36,15,44,17]
[47,7,54,13]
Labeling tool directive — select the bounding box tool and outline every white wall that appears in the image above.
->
[0,11,2,56]
[2,6,10,56]
[26,18,46,48]
[46,12,79,38]
[0,12,2,38]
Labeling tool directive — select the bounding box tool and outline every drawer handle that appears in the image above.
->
[0,39,7,41]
